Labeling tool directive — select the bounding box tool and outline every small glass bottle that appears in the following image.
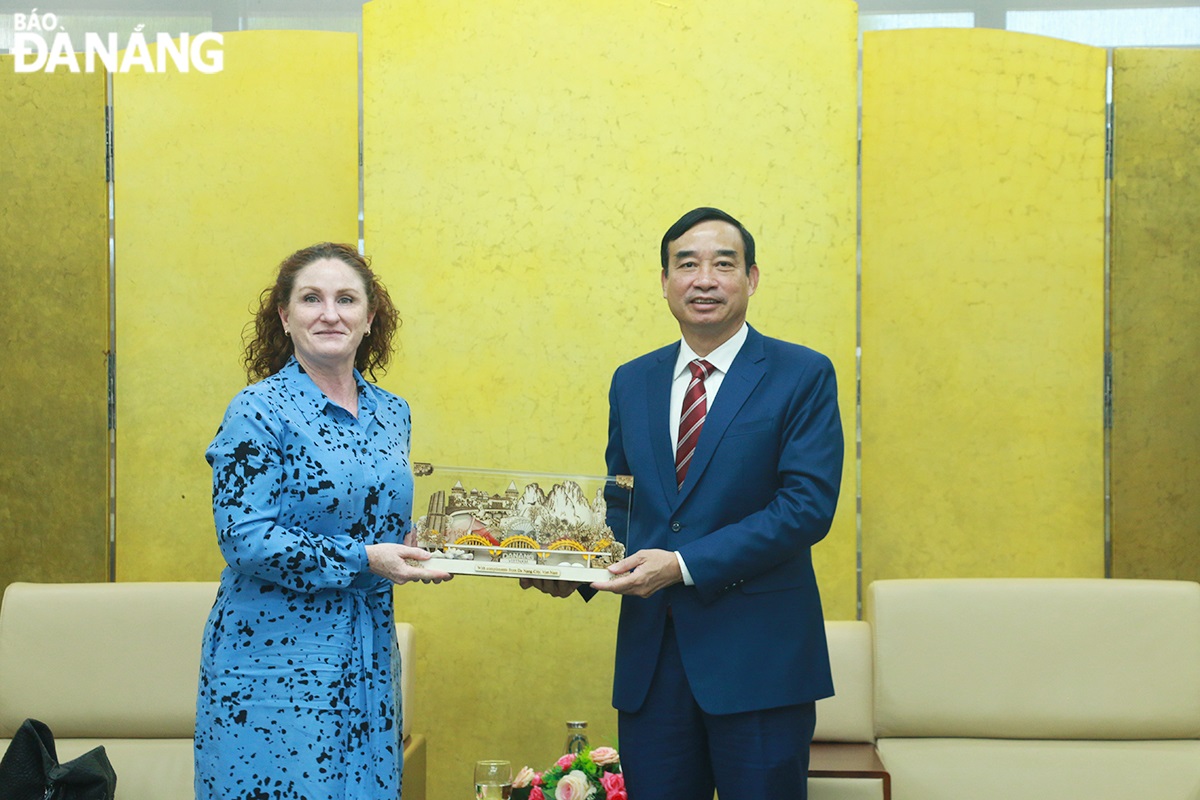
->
[563,720,589,755]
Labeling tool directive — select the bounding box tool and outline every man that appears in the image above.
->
[525,207,843,800]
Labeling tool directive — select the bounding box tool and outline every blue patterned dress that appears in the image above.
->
[195,358,412,800]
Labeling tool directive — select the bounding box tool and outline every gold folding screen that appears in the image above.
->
[112,31,359,580]
[1111,50,1200,580]
[364,0,858,792]
[860,29,1108,584]
[0,62,109,591]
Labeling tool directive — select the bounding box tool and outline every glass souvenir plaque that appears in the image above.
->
[410,463,632,582]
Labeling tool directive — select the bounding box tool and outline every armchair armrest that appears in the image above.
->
[809,743,891,800]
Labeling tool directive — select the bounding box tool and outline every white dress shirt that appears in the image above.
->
[670,323,750,585]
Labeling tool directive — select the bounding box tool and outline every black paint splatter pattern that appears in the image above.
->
[195,358,412,799]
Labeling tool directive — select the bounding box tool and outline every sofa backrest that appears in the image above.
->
[396,617,415,738]
[0,582,415,740]
[814,620,875,743]
[0,582,217,739]
[866,578,1200,740]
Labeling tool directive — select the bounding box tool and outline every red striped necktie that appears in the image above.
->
[675,359,715,490]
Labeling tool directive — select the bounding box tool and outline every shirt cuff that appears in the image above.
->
[675,551,695,586]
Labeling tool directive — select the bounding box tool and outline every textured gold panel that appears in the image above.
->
[0,62,108,590]
[1111,49,1200,580]
[861,30,1107,583]
[112,31,358,580]
[365,0,858,795]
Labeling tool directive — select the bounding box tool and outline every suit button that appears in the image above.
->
[670,522,682,532]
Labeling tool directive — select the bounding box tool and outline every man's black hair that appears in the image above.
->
[660,207,756,274]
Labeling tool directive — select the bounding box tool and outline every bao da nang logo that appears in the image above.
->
[11,10,224,73]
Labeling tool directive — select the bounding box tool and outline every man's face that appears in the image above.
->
[662,220,759,347]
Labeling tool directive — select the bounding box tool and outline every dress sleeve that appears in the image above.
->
[206,390,371,593]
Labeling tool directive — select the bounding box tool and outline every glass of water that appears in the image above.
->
[474,759,513,800]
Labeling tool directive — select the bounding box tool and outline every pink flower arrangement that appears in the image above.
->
[590,747,619,767]
[511,747,624,800]
[600,770,627,800]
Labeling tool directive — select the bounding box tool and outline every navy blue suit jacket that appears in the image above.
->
[605,325,843,715]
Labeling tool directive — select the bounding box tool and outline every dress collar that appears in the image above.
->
[280,357,375,423]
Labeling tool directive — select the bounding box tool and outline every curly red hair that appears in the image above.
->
[243,242,399,382]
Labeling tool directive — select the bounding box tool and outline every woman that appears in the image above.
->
[195,242,449,799]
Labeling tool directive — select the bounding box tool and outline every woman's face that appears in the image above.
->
[278,258,375,373]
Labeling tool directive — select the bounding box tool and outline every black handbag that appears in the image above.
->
[0,718,116,800]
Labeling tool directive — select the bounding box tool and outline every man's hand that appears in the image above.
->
[591,548,682,598]
[366,543,453,585]
[519,578,583,598]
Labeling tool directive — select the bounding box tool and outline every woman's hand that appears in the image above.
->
[366,543,453,585]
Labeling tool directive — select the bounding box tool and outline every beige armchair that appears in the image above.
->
[0,582,426,800]
[810,620,890,800]
[867,578,1200,800]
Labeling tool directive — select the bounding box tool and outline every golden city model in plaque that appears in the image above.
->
[409,463,633,582]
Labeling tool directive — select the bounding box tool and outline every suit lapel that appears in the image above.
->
[645,344,680,506]
[675,328,767,507]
